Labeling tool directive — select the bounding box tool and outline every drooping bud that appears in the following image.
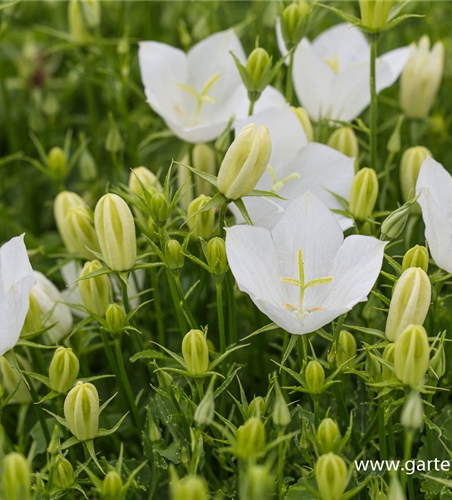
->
[280,1,310,49]
[105,303,126,333]
[194,381,215,426]
[149,192,170,227]
[182,330,209,376]
[49,347,80,394]
[165,240,185,276]
[53,457,75,489]
[47,147,67,179]
[349,168,379,220]
[336,330,357,368]
[400,146,431,207]
[22,293,42,334]
[94,193,137,272]
[240,464,275,500]
[102,471,123,500]
[217,124,272,200]
[247,396,266,419]
[382,343,396,381]
[401,391,424,430]
[192,143,216,197]
[272,377,291,427]
[78,260,111,316]
[170,474,208,500]
[2,452,31,500]
[206,237,228,282]
[394,324,430,386]
[327,127,359,159]
[291,106,314,142]
[317,418,341,454]
[359,0,393,30]
[64,381,100,441]
[236,417,266,460]
[380,199,416,241]
[128,166,161,196]
[385,268,431,342]
[430,343,446,380]
[315,453,348,500]
[187,195,214,240]
[305,360,325,393]
[402,245,429,273]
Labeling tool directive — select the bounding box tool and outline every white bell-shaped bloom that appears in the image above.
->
[0,235,36,356]
[139,29,285,143]
[226,192,386,335]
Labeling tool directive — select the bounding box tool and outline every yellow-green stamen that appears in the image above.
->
[266,166,300,192]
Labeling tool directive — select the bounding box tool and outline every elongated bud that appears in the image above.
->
[148,413,162,442]
[105,115,124,153]
[68,0,91,45]
[78,260,111,316]
[394,324,430,386]
[327,127,359,159]
[22,293,42,334]
[315,453,348,500]
[182,329,209,375]
[305,360,325,393]
[102,471,123,500]
[129,166,161,196]
[401,391,424,430]
[349,168,378,220]
[192,143,216,196]
[217,124,272,200]
[187,195,214,240]
[246,48,271,88]
[236,417,266,460]
[2,452,31,500]
[79,147,97,181]
[272,378,291,427]
[380,199,415,241]
[94,193,137,271]
[359,0,392,30]
[170,474,208,500]
[402,245,429,273]
[291,106,314,142]
[430,343,446,379]
[206,237,228,281]
[149,192,170,227]
[105,303,126,333]
[400,146,431,206]
[387,473,405,500]
[382,343,396,381]
[194,382,215,426]
[48,147,67,178]
[247,396,266,419]
[317,418,341,454]
[49,347,80,394]
[54,457,75,489]
[240,464,275,500]
[336,330,357,368]
[64,381,99,441]
[385,268,431,342]
[165,240,185,276]
[281,1,310,48]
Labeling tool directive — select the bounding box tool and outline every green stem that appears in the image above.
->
[150,267,165,345]
[120,276,145,351]
[166,269,187,336]
[219,201,228,238]
[369,35,378,171]
[378,396,388,460]
[278,429,285,500]
[225,272,236,346]
[285,51,295,103]
[403,429,415,500]
[426,380,437,458]
[248,99,256,116]
[216,282,227,353]
[313,399,320,428]
[175,275,197,329]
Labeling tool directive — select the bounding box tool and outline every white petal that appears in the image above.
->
[377,47,412,93]
[275,17,289,59]
[233,85,286,121]
[416,157,452,273]
[0,234,35,296]
[162,116,231,143]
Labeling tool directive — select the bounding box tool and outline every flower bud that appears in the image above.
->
[272,379,291,427]
[281,1,310,48]
[247,396,266,419]
[129,166,161,196]
[430,343,446,380]
[206,237,228,280]
[105,115,124,153]
[327,127,359,159]
[400,146,431,206]
[291,106,314,142]
[382,343,396,381]
[2,452,31,500]
[317,418,341,454]
[105,303,126,333]
[64,381,99,441]
[240,464,275,500]
[236,417,266,460]
[349,168,379,220]
[305,360,325,393]
[387,473,405,500]
[49,347,80,394]
[94,193,137,271]
[68,0,100,45]
[78,260,111,316]
[365,350,381,380]
[102,471,123,500]
[165,240,185,276]
[217,124,272,200]
[359,0,392,30]
[187,195,214,240]
[54,457,75,489]
[193,143,216,197]
[402,245,429,273]
[246,48,271,88]
[171,474,208,500]
[380,200,413,241]
[0,354,32,405]
[47,147,67,178]
[194,383,215,426]
[22,293,42,334]
[394,324,430,386]
[401,391,424,430]
[182,329,209,375]
[315,453,348,500]
[385,268,431,342]
[148,414,162,442]
[149,192,170,227]
[79,147,97,181]
[336,330,357,368]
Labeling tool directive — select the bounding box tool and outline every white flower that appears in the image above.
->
[138,29,285,143]
[0,235,35,356]
[416,157,452,273]
[230,106,355,230]
[31,272,73,343]
[279,23,410,122]
[226,192,386,335]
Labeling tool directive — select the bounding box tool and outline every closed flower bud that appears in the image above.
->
[359,0,392,30]
[156,364,173,388]
[400,146,431,206]
[165,240,185,276]
[78,260,111,316]
[327,127,359,159]
[400,36,444,119]
[79,147,97,181]
[49,347,80,394]
[129,166,161,196]
[236,417,266,460]
[2,452,31,500]
[217,123,272,200]
[401,391,424,430]
[336,330,357,368]
[273,379,291,427]
[194,384,215,426]
[281,1,310,48]
[305,360,325,393]
[102,471,123,500]
[430,343,446,379]
[394,324,430,386]
[247,396,266,419]
[349,168,379,220]
[193,143,216,197]
[105,303,126,333]
[380,200,413,241]
[317,418,341,454]
[187,195,214,240]
[382,343,396,381]
[148,416,162,442]
[94,193,137,272]
[171,474,208,500]
[385,268,431,342]
[402,245,429,273]
[291,106,314,142]
[149,192,170,227]
[206,237,228,280]
[47,147,67,178]
[22,293,42,334]
[68,0,100,45]
[246,48,271,89]
[315,453,348,500]
[365,350,381,379]
[0,354,32,405]
[387,473,405,500]
[54,457,75,489]
[240,464,275,500]
[182,329,209,375]
[64,381,99,441]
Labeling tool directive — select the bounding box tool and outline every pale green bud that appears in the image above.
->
[380,201,413,241]
[247,396,266,419]
[165,240,185,276]
[129,166,161,196]
[53,457,75,489]
[430,343,446,380]
[105,303,126,333]
[394,324,430,386]
[79,147,97,181]
[47,147,67,178]
[305,360,325,393]
[192,143,216,196]
[327,127,359,158]
[187,195,214,240]
[236,417,266,460]
[102,471,123,500]
[317,418,341,454]
[49,347,80,394]
[401,391,424,430]
[402,245,429,273]
[78,260,111,316]
[359,0,392,30]
[148,413,162,442]
[0,354,32,405]
[47,425,61,456]
[387,473,405,500]
[240,464,275,500]
[22,293,42,334]
[105,115,124,153]
[382,343,396,381]
[64,381,99,441]
[94,193,137,271]
[385,268,431,342]
[2,452,31,500]
[206,237,228,280]
[68,0,90,45]
[149,192,170,227]
[400,146,431,206]
[171,475,208,500]
[182,329,209,375]
[194,384,215,426]
[281,1,310,48]
[315,453,348,500]
[349,168,379,220]
[156,365,173,388]
[272,380,291,427]
[246,48,271,88]
[291,106,314,142]
[336,330,357,368]
[217,123,272,200]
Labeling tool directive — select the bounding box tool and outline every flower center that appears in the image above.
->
[324,53,340,74]
[267,165,300,192]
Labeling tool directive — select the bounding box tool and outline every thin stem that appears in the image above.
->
[278,429,285,500]
[225,272,237,346]
[369,35,378,171]
[216,282,226,353]
[248,99,256,116]
[313,399,320,428]
[403,429,415,499]
[150,267,165,345]
[166,269,187,336]
[219,201,228,238]
[175,275,197,329]
[378,396,388,460]
[285,51,295,103]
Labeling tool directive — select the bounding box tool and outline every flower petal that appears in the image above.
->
[0,234,35,296]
